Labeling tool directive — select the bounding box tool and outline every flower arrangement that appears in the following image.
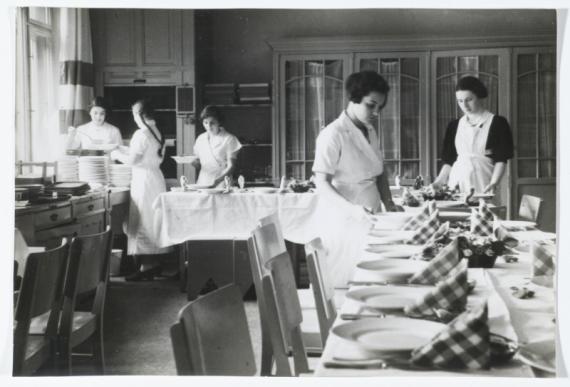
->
[456,235,514,268]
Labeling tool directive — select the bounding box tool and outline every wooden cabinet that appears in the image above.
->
[91,9,186,85]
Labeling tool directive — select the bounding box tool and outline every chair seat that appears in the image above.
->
[68,312,97,348]
[298,288,346,310]
[21,336,52,375]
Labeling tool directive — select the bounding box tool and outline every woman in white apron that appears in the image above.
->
[111,100,172,281]
[432,76,514,195]
[312,71,401,287]
[66,96,123,151]
[192,105,242,187]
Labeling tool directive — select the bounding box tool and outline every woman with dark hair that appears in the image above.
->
[66,96,123,150]
[111,99,172,281]
[312,70,400,286]
[432,76,514,194]
[191,105,242,187]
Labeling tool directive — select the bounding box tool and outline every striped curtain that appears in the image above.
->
[58,8,94,134]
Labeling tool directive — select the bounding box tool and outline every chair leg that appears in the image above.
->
[57,339,72,376]
[92,330,105,374]
[260,329,274,376]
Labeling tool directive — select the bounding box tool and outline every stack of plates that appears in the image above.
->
[78,156,109,186]
[57,156,79,182]
[109,164,132,187]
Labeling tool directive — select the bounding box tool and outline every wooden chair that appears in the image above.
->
[57,226,113,375]
[13,241,70,376]
[304,238,338,346]
[519,194,543,224]
[170,284,256,375]
[262,253,310,376]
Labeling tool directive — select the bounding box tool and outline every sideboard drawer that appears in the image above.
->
[73,197,105,218]
[34,205,72,230]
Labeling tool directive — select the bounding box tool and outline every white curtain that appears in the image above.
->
[15,8,29,163]
[58,8,94,134]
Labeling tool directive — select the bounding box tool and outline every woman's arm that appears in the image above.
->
[211,154,237,187]
[483,162,506,194]
[377,173,402,212]
[65,127,81,150]
[432,164,452,189]
[110,147,143,166]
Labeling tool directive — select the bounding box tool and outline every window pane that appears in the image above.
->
[383,161,398,180]
[437,57,455,77]
[436,75,458,154]
[518,160,537,178]
[305,162,314,180]
[478,74,499,113]
[324,76,344,127]
[518,54,536,75]
[538,70,556,160]
[286,162,303,180]
[539,160,556,178]
[401,161,420,179]
[285,78,303,161]
[325,60,343,79]
[29,7,50,25]
[305,61,323,76]
[401,75,419,159]
[401,58,419,79]
[458,56,477,74]
[517,73,536,158]
[305,75,323,161]
[360,58,378,72]
[539,53,555,72]
[479,55,498,76]
[285,60,302,80]
[380,62,400,160]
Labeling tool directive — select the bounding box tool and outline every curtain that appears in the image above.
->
[58,8,94,134]
[15,8,29,162]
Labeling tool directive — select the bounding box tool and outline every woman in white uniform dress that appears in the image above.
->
[433,76,514,195]
[312,71,401,287]
[192,105,242,188]
[111,99,172,281]
[66,96,123,150]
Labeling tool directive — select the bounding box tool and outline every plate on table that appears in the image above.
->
[171,155,199,164]
[250,187,278,194]
[471,193,495,200]
[198,188,226,194]
[435,200,465,208]
[498,220,537,231]
[438,211,471,221]
[367,235,410,245]
[332,318,445,355]
[347,286,430,311]
[364,244,424,257]
[368,230,415,239]
[517,339,556,374]
[186,183,211,190]
[356,259,427,283]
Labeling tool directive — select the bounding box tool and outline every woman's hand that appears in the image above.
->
[483,182,498,194]
[385,200,404,212]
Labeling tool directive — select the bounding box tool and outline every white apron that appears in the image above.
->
[448,113,494,194]
[313,112,384,288]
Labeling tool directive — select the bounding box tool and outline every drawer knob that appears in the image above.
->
[88,204,94,211]
[49,213,58,222]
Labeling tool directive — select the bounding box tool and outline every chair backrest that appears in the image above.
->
[519,194,543,224]
[262,253,309,376]
[304,238,336,345]
[13,241,70,375]
[59,227,113,338]
[254,217,288,271]
[171,284,256,376]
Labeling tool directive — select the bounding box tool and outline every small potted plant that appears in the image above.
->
[456,235,512,268]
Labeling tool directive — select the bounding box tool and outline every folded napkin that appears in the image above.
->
[531,242,555,277]
[404,259,468,317]
[470,200,494,237]
[407,210,441,245]
[401,202,432,231]
[411,302,490,369]
[493,224,519,249]
[408,238,459,285]
[427,221,450,243]
[427,200,437,215]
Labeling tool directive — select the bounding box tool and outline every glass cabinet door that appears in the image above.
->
[357,53,427,181]
[280,55,350,180]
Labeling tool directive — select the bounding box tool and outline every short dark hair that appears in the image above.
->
[89,96,109,113]
[199,105,225,125]
[456,76,488,98]
[345,71,390,104]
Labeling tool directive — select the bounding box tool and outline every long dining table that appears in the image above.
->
[313,203,558,377]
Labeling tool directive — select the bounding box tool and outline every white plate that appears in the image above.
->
[186,183,211,190]
[332,318,445,354]
[347,286,430,311]
[471,193,495,200]
[171,155,199,164]
[365,244,424,257]
[517,340,556,374]
[250,187,278,194]
[367,235,410,245]
[438,211,471,221]
[356,259,427,283]
[368,230,415,239]
[198,188,226,194]
[435,200,465,208]
[498,220,537,230]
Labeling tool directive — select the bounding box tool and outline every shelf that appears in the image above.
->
[241,143,272,147]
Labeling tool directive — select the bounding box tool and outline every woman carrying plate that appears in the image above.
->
[312,70,401,287]
[191,105,242,188]
[111,99,172,281]
[432,76,514,196]
[66,96,123,151]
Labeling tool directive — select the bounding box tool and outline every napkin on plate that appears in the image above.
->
[408,238,459,285]
[470,199,494,237]
[401,201,432,231]
[531,242,555,277]
[404,259,468,317]
[428,221,450,243]
[407,210,441,245]
[411,302,490,369]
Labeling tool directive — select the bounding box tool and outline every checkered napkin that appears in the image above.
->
[428,221,450,243]
[470,200,494,237]
[531,242,555,277]
[404,259,468,317]
[408,238,459,285]
[411,302,490,369]
[407,210,441,245]
[401,202,432,230]
[427,200,437,215]
[493,224,519,248]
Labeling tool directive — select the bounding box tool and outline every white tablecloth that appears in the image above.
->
[152,191,320,247]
